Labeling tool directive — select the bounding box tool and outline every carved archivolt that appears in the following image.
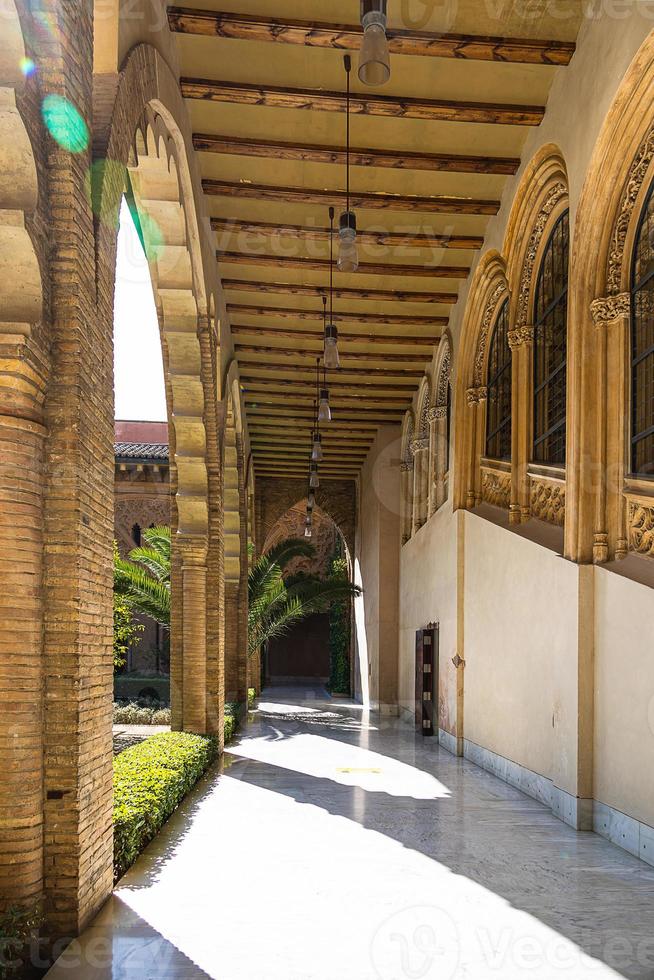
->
[516,181,568,327]
[416,379,432,438]
[508,325,534,349]
[627,499,654,557]
[428,406,447,421]
[530,478,566,526]
[481,469,511,509]
[607,127,654,295]
[436,343,452,407]
[473,283,506,385]
[409,437,429,455]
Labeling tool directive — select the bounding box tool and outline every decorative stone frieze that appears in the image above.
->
[409,437,429,455]
[508,325,534,349]
[607,127,654,294]
[481,468,511,509]
[428,406,448,421]
[473,282,506,385]
[627,498,654,557]
[530,478,566,526]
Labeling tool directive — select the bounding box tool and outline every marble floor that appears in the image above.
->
[47,687,654,979]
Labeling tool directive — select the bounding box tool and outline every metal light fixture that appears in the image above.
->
[309,464,320,489]
[338,57,359,274]
[358,0,390,87]
[324,231,340,368]
[311,431,323,462]
[318,388,331,422]
[307,488,316,509]
[304,524,313,539]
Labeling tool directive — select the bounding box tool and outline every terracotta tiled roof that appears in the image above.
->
[115,442,169,462]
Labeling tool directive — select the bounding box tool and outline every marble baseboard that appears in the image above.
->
[438,728,460,757]
[462,738,593,831]
[593,801,654,868]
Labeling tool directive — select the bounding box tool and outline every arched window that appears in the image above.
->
[485,299,511,460]
[631,183,654,476]
[533,210,569,465]
[131,523,141,546]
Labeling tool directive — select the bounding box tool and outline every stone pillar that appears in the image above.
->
[508,325,534,522]
[464,387,487,508]
[180,536,208,734]
[589,294,630,562]
[410,437,429,532]
[0,350,46,910]
[429,406,448,512]
[400,461,413,543]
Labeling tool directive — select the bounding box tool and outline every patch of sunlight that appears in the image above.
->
[102,777,630,980]
[228,731,451,800]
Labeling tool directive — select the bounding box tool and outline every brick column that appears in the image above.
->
[0,347,46,910]
[180,536,208,734]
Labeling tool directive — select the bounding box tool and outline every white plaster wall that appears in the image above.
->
[463,513,578,781]
[594,567,654,829]
[398,502,458,728]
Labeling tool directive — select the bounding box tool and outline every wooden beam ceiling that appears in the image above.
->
[217,250,469,280]
[204,179,499,215]
[182,78,545,126]
[168,9,575,66]
[235,343,427,364]
[212,218,483,251]
[222,279,457,304]
[233,326,436,347]
[227,304,447,327]
[196,135,520,177]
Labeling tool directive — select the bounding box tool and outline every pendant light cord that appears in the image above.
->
[345,54,351,213]
[329,207,334,329]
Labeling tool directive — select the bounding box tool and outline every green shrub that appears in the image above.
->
[0,903,42,979]
[224,701,241,744]
[247,687,256,707]
[113,732,217,880]
[113,702,171,726]
[328,556,351,695]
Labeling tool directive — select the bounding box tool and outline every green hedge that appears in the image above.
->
[113,732,217,880]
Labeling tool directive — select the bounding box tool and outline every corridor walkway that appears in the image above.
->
[48,690,654,979]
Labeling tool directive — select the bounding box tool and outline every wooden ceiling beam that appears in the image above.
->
[218,250,469,280]
[197,135,519,177]
[237,359,424,377]
[235,343,427,364]
[241,372,418,389]
[223,279,456,304]
[204,179,498,216]
[169,9,575,66]
[251,436,373,448]
[213,217,482,251]
[248,417,378,433]
[233,325,436,346]
[244,382,413,400]
[245,403,404,421]
[246,396,407,413]
[228,303,446,328]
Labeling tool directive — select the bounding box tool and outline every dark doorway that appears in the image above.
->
[266,613,330,685]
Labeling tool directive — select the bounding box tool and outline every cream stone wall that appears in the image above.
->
[398,502,458,731]
[594,567,654,829]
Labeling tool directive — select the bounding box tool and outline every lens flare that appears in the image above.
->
[41,94,89,153]
[19,57,36,77]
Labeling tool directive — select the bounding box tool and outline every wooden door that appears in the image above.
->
[415,624,439,735]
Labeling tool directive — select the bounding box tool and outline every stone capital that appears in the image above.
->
[466,386,487,406]
[508,325,534,350]
[590,292,630,326]
[400,460,414,473]
[409,437,429,455]
[427,406,447,421]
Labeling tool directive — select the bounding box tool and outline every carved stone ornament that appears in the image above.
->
[508,325,534,350]
[409,437,429,455]
[607,127,654,294]
[436,343,452,407]
[627,499,654,557]
[481,469,511,509]
[466,386,488,406]
[428,406,447,421]
[516,181,568,327]
[400,459,414,473]
[418,382,432,437]
[530,478,566,526]
[590,292,630,325]
[473,282,506,385]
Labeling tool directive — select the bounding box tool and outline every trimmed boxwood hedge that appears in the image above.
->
[113,732,217,880]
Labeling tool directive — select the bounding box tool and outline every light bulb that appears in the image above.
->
[307,490,316,509]
[358,9,390,87]
[324,324,340,369]
[337,211,359,273]
[311,432,323,462]
[304,525,312,538]
[318,389,331,422]
[310,466,320,489]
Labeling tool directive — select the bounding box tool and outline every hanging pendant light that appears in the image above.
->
[304,524,313,539]
[318,388,331,422]
[338,57,359,274]
[311,431,323,462]
[309,464,320,489]
[323,235,340,368]
[358,0,390,87]
[307,488,316,509]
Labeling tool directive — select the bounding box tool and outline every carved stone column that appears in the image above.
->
[410,437,429,532]
[590,293,630,562]
[465,387,487,508]
[429,406,448,512]
[508,325,534,522]
[400,460,413,544]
